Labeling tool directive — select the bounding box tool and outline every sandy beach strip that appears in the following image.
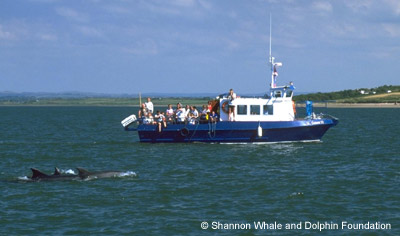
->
[296,102,400,108]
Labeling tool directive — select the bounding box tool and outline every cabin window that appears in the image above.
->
[274,91,281,97]
[286,90,293,97]
[250,105,260,115]
[263,105,273,115]
[237,105,247,115]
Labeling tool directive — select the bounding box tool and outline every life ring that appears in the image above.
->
[180,127,189,137]
[221,101,229,114]
[292,101,296,115]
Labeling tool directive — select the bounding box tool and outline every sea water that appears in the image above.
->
[1,106,399,235]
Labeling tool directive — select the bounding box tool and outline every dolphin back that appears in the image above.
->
[76,167,91,178]
[54,167,61,176]
[76,167,127,179]
[31,168,50,179]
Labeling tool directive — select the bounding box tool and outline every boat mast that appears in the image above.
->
[269,14,273,89]
[269,15,282,90]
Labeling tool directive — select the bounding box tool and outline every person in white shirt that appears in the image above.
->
[188,106,199,125]
[175,103,186,123]
[145,97,154,114]
[228,89,236,121]
[165,104,174,123]
[228,88,237,101]
[190,106,199,118]
[184,105,190,118]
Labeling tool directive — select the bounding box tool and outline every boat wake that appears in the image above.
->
[17,176,30,181]
[116,171,137,177]
[220,140,322,145]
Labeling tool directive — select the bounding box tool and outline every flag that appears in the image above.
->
[273,65,278,76]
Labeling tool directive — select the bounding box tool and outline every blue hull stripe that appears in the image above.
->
[134,119,338,143]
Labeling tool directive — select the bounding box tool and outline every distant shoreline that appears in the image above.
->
[296,102,400,108]
[1,102,400,108]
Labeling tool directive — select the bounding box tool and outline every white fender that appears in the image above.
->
[257,125,263,137]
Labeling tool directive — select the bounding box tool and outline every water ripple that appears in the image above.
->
[0,107,399,235]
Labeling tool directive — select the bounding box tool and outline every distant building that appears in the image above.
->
[387,90,392,93]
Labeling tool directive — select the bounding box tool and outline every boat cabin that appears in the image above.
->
[216,84,295,122]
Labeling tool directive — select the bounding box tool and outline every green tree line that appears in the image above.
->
[293,85,400,102]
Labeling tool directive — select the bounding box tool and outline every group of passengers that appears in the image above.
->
[168,102,219,125]
[138,97,219,132]
[137,98,167,132]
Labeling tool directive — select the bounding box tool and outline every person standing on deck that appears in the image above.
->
[145,97,154,114]
[138,103,148,118]
[165,104,174,123]
[228,89,236,121]
[184,104,191,118]
[175,103,186,124]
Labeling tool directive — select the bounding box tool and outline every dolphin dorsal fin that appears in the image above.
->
[76,167,90,178]
[31,168,49,179]
[54,167,61,176]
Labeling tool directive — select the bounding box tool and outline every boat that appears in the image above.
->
[121,25,338,143]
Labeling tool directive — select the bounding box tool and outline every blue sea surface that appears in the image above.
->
[1,106,399,235]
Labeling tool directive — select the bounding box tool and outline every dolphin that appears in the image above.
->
[28,167,134,181]
[53,167,61,175]
[30,167,79,181]
[76,167,129,179]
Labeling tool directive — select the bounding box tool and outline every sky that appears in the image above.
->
[1,0,400,95]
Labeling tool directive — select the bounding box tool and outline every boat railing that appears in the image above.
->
[304,113,339,120]
[317,113,339,120]
[137,115,219,126]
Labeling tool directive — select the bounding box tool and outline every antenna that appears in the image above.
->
[269,14,282,90]
[269,14,272,64]
[269,14,274,88]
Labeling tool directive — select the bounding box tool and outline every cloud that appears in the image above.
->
[103,5,131,15]
[344,0,373,13]
[170,0,196,7]
[0,21,60,43]
[122,40,158,55]
[326,23,357,37]
[368,45,400,59]
[28,0,59,2]
[382,23,400,37]
[143,0,212,17]
[384,0,400,15]
[224,39,239,50]
[76,26,103,38]
[55,7,89,22]
[37,33,58,41]
[0,25,15,40]
[198,0,212,10]
[143,2,181,16]
[312,1,332,13]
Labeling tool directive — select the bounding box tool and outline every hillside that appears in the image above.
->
[294,85,400,103]
[1,85,399,105]
[0,96,210,106]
